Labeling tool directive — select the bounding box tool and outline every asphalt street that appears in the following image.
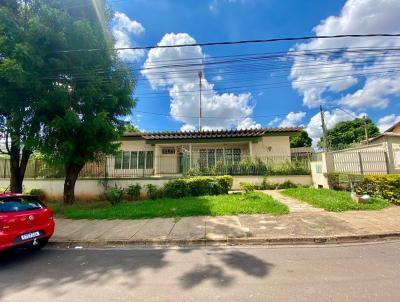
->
[1,241,400,302]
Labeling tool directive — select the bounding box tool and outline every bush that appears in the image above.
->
[162,175,233,199]
[276,180,298,189]
[29,188,45,196]
[239,182,255,194]
[163,179,189,198]
[215,175,233,193]
[104,186,124,206]
[125,184,141,199]
[145,184,161,200]
[354,175,400,205]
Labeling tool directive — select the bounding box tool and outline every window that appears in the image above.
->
[162,148,175,154]
[114,151,123,169]
[0,197,43,212]
[138,151,145,169]
[198,148,241,167]
[114,151,154,170]
[131,152,138,169]
[122,151,131,169]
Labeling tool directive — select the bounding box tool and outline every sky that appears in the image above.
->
[110,0,400,146]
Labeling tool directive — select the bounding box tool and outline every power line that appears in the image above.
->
[49,33,400,53]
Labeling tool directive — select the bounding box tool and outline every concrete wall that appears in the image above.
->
[251,136,291,159]
[0,174,312,200]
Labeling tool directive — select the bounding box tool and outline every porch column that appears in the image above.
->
[154,145,160,176]
[248,141,253,158]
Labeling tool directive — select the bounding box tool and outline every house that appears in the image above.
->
[112,127,302,176]
[362,122,400,173]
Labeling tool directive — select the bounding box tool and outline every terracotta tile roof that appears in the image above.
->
[123,127,301,140]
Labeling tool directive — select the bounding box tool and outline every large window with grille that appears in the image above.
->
[199,148,241,167]
[114,151,154,169]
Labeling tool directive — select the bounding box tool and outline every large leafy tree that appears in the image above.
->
[290,130,312,148]
[0,0,66,192]
[317,118,380,150]
[36,0,135,204]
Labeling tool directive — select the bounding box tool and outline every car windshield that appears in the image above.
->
[0,197,43,212]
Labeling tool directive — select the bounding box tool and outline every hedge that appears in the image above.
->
[325,173,400,205]
[354,175,400,205]
[163,175,233,199]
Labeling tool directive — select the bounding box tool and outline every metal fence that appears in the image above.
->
[0,153,311,179]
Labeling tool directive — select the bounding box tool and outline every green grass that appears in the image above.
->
[281,187,390,212]
[50,192,289,220]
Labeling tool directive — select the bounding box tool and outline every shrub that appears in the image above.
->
[163,179,189,198]
[104,186,124,206]
[162,176,233,199]
[257,178,277,190]
[125,184,141,199]
[29,188,45,196]
[354,175,400,205]
[276,180,298,189]
[215,175,233,193]
[239,182,255,194]
[145,184,161,200]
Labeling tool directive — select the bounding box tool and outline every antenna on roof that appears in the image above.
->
[198,71,203,132]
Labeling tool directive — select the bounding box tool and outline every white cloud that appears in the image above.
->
[212,75,224,81]
[279,111,306,128]
[290,0,400,109]
[306,109,356,147]
[112,12,145,61]
[377,114,400,132]
[268,117,281,127]
[142,33,259,130]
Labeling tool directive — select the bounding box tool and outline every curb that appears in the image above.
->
[48,232,400,248]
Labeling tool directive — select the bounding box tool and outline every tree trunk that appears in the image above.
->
[9,147,32,193]
[63,163,84,205]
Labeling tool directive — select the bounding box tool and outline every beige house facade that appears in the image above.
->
[111,128,301,176]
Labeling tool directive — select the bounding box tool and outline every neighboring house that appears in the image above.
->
[312,122,400,188]
[363,122,400,173]
[112,127,301,176]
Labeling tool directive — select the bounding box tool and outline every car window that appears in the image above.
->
[0,198,43,212]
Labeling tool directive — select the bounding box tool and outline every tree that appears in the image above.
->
[317,118,380,149]
[290,130,312,148]
[36,0,135,204]
[0,0,66,192]
[124,123,140,133]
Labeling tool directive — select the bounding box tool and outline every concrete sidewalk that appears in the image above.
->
[51,205,400,247]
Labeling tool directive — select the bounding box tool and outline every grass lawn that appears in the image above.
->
[50,192,289,220]
[281,187,390,212]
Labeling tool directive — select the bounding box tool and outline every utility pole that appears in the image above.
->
[363,115,369,144]
[198,71,203,132]
[320,105,329,151]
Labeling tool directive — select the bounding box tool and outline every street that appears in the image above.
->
[1,242,400,301]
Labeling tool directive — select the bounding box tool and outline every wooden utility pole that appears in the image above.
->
[363,115,369,144]
[320,105,329,151]
[198,71,203,132]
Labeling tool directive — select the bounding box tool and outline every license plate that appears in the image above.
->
[21,231,41,241]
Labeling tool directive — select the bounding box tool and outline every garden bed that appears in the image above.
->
[50,192,289,219]
[281,187,390,212]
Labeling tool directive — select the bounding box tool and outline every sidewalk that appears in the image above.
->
[50,191,400,247]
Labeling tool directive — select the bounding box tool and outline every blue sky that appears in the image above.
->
[111,0,400,144]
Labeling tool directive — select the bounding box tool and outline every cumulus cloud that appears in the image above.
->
[142,33,259,130]
[377,114,400,132]
[306,109,356,147]
[279,111,306,128]
[112,12,145,61]
[290,0,400,109]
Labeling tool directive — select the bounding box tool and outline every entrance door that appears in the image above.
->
[159,147,178,174]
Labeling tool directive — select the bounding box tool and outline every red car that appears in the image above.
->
[0,193,55,252]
